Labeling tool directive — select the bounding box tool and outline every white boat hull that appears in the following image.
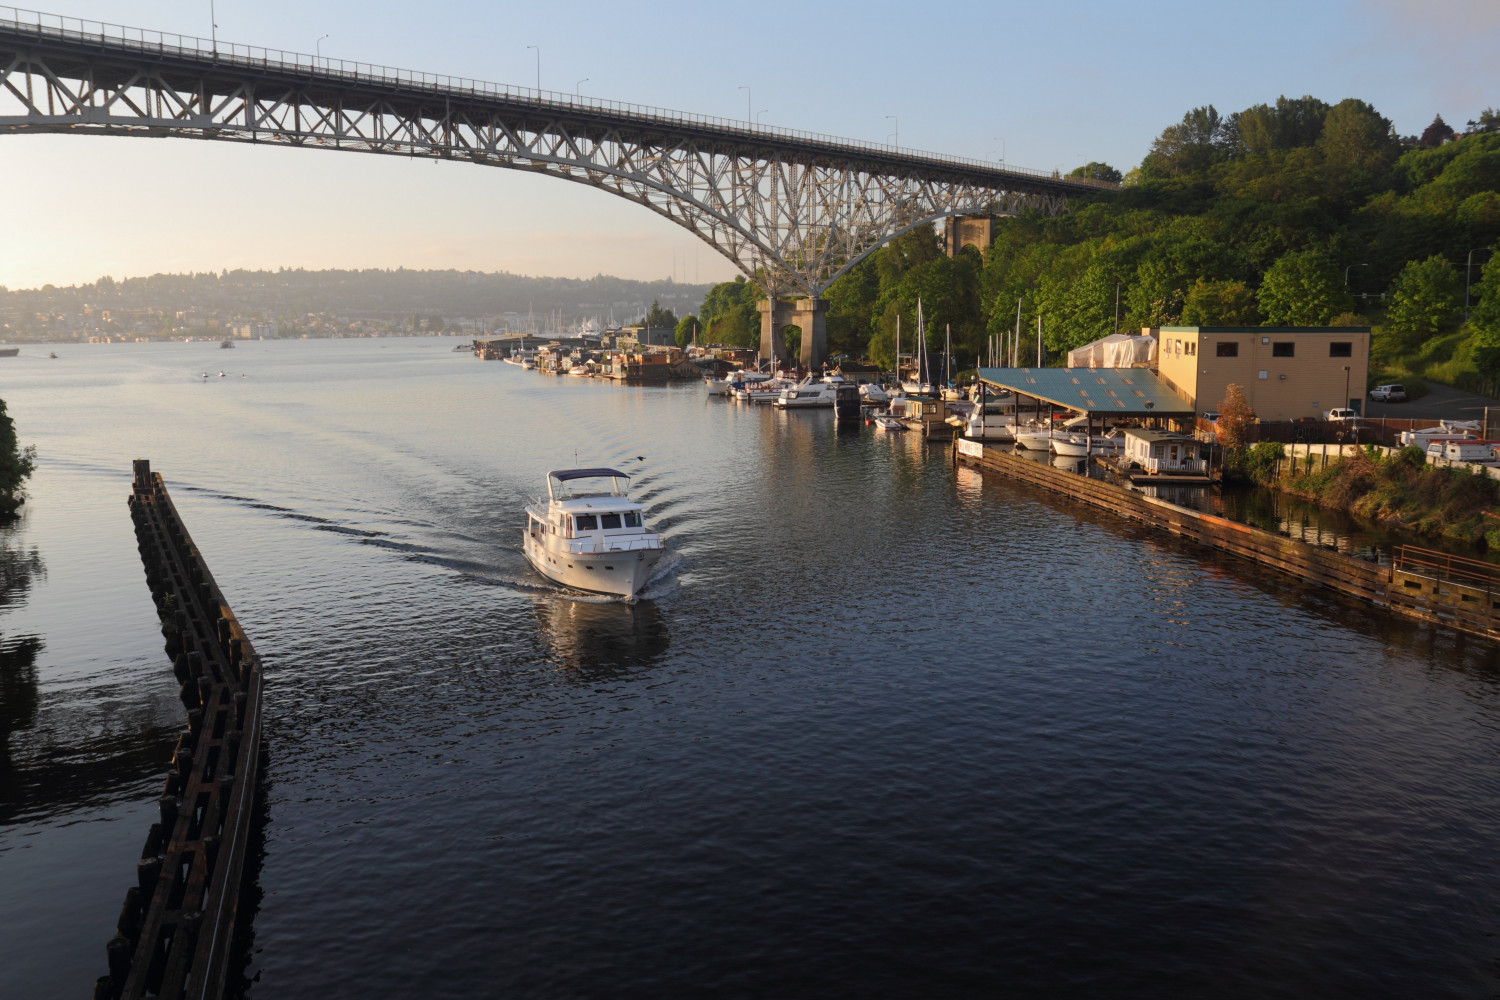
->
[523,532,664,599]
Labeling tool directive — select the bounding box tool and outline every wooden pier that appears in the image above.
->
[95,461,265,1000]
[956,440,1500,643]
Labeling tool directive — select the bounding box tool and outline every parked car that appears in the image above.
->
[1325,407,1360,422]
[1370,384,1407,402]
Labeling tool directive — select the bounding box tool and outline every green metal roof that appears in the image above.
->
[976,367,1195,416]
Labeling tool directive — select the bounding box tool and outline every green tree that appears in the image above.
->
[674,314,699,348]
[1069,162,1122,184]
[1316,98,1398,174]
[1473,254,1500,378]
[1144,105,1231,177]
[0,399,35,517]
[640,300,678,330]
[698,277,762,348]
[1386,254,1461,348]
[1257,250,1349,325]
[1182,278,1259,325]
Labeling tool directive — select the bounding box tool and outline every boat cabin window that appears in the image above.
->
[600,513,622,530]
[574,514,599,531]
[623,512,642,528]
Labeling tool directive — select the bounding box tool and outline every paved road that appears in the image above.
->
[1365,380,1500,422]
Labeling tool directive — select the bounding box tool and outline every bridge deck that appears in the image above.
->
[0,5,1115,193]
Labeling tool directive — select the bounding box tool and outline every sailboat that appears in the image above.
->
[902,299,935,394]
[940,324,962,401]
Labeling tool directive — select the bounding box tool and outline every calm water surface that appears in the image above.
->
[1,338,1498,998]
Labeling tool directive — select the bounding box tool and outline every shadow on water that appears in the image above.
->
[0,536,45,818]
[531,596,670,679]
[0,530,180,827]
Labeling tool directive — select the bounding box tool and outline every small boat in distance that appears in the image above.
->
[0,347,18,358]
[523,468,666,600]
[873,415,906,432]
[220,339,234,349]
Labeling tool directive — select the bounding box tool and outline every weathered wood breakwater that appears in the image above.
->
[94,461,265,1000]
[956,440,1500,643]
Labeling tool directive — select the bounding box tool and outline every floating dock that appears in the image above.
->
[956,439,1500,643]
[95,461,265,1000]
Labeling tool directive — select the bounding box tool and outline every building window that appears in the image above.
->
[1216,342,1239,357]
[1187,341,1196,356]
[1258,370,1269,380]
[1272,342,1295,357]
[1330,342,1352,358]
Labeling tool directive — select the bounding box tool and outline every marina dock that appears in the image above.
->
[956,439,1500,643]
[95,461,265,1000]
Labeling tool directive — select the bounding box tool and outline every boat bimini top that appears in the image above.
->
[547,468,631,500]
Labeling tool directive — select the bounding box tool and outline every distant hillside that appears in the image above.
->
[0,268,711,326]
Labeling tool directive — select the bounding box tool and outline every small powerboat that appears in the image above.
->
[873,415,907,432]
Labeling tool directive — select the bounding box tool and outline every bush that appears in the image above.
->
[0,398,34,517]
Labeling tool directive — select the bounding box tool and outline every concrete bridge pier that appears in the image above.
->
[758,297,828,370]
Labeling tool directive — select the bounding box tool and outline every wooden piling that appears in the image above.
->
[95,461,265,1000]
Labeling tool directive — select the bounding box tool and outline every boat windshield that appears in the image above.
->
[548,468,629,499]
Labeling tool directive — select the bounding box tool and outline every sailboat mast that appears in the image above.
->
[1013,297,1023,368]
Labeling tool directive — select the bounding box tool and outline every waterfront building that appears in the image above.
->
[1153,326,1370,421]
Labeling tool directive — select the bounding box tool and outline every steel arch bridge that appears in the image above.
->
[0,7,1117,362]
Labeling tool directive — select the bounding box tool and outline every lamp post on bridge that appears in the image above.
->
[527,45,540,92]
[209,0,217,55]
[994,135,1005,167]
[576,78,588,98]
[886,115,898,147]
[315,34,328,65]
[757,109,770,127]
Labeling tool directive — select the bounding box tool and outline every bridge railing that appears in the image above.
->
[0,4,1120,190]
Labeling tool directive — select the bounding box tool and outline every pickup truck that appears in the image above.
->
[1369,384,1407,403]
[1325,408,1361,422]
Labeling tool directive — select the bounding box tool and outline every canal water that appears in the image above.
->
[1,338,1497,998]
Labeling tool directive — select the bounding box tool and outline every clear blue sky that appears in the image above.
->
[1,0,1495,289]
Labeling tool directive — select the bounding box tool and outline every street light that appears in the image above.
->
[576,77,588,97]
[738,85,750,122]
[526,45,540,91]
[885,114,898,147]
[1344,262,1368,287]
[315,33,328,63]
[756,109,770,126]
[209,0,217,55]
[1467,247,1492,320]
[994,135,1005,166]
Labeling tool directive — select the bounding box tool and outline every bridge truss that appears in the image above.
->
[0,8,1115,298]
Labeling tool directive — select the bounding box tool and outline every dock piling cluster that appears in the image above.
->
[96,461,265,1000]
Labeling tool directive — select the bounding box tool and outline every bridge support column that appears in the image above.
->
[759,297,828,370]
[945,214,994,256]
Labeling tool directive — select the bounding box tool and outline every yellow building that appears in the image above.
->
[1153,326,1370,422]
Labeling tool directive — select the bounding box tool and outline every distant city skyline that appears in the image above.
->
[0,0,1495,289]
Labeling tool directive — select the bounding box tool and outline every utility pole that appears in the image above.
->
[1467,247,1492,320]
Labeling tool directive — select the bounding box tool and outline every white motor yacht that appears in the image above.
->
[1014,427,1054,451]
[523,468,666,600]
[873,415,906,432]
[1051,429,1124,457]
[964,408,1016,442]
[775,377,839,408]
[859,383,890,404]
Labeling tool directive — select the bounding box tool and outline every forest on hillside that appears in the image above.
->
[696,98,1500,390]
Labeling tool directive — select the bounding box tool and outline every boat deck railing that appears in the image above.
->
[565,535,662,554]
